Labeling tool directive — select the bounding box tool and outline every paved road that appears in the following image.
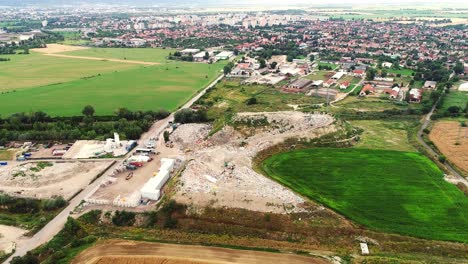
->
[416,91,468,185]
[3,73,225,264]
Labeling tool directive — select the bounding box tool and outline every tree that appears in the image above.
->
[381,69,388,78]
[259,58,266,69]
[447,106,461,114]
[309,55,315,62]
[82,105,95,117]
[366,68,377,81]
[453,62,464,75]
[223,65,232,75]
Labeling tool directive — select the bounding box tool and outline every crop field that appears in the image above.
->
[429,121,468,174]
[72,240,326,264]
[0,47,225,116]
[261,148,468,242]
[350,120,417,152]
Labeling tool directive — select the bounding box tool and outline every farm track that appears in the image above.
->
[43,53,160,66]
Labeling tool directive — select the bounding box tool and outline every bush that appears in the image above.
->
[163,217,178,229]
[246,97,257,105]
[11,253,39,264]
[43,197,67,211]
[174,109,209,124]
[163,131,170,142]
[438,155,446,163]
[112,210,136,226]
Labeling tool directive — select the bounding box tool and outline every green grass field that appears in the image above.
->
[387,68,414,76]
[0,52,135,91]
[0,48,225,116]
[441,91,467,111]
[0,62,224,116]
[350,120,417,152]
[62,47,177,63]
[305,70,334,81]
[334,96,420,112]
[200,80,326,120]
[261,148,468,242]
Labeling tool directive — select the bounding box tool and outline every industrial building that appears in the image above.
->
[140,158,175,201]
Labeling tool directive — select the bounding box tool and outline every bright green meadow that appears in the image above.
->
[261,148,468,242]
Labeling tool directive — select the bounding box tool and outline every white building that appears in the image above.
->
[215,51,234,60]
[181,48,200,55]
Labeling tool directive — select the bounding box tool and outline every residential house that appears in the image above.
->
[323,79,336,88]
[423,81,437,89]
[339,81,351,90]
[409,89,422,103]
[359,84,376,96]
[383,87,400,99]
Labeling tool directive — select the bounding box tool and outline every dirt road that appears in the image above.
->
[72,240,330,264]
[2,73,225,264]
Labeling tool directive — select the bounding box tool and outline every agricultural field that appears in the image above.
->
[350,120,417,152]
[260,148,468,242]
[198,80,326,121]
[0,52,135,91]
[0,46,225,116]
[72,240,326,264]
[429,121,468,174]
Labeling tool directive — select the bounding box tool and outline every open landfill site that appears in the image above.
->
[171,111,335,213]
[0,111,335,213]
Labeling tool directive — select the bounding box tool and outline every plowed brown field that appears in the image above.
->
[429,121,468,173]
[72,240,329,264]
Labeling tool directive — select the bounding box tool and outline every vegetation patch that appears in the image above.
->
[350,120,418,152]
[260,148,468,242]
[0,194,66,233]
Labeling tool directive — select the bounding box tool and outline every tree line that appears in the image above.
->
[0,106,170,145]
